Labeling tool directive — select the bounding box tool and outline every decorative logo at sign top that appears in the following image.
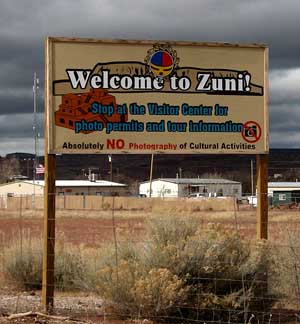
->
[145,44,179,79]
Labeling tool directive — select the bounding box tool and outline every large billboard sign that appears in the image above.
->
[46,37,268,154]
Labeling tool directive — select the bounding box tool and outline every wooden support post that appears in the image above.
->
[256,154,268,240]
[42,153,56,311]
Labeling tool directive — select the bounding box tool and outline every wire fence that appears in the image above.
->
[0,193,300,323]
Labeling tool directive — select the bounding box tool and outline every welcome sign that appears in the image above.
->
[46,37,268,154]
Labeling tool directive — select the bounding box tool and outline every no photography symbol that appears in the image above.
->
[242,121,262,143]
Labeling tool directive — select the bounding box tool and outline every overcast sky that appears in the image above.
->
[0,0,300,156]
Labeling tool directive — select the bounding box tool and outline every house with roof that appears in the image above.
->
[268,182,300,206]
[139,178,242,199]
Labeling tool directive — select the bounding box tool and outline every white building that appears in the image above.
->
[0,180,44,196]
[0,180,127,197]
[139,178,242,198]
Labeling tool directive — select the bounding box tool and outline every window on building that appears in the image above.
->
[69,120,73,126]
[279,194,286,201]
[233,189,239,194]
[59,118,65,124]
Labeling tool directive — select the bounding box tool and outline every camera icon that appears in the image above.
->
[244,125,257,137]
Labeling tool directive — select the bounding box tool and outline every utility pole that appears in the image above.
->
[179,167,183,179]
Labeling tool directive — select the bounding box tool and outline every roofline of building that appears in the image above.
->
[139,178,240,185]
[268,182,300,188]
[26,180,127,187]
[0,180,44,188]
[0,180,127,188]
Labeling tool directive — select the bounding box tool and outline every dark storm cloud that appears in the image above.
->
[269,101,300,147]
[0,92,43,114]
[0,38,44,89]
[0,112,43,139]
[270,102,300,129]
[268,68,300,147]
[0,0,300,152]
[269,69,300,105]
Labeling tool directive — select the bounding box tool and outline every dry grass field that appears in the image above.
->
[1,197,300,323]
[0,203,297,247]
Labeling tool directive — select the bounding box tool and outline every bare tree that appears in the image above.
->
[0,158,21,183]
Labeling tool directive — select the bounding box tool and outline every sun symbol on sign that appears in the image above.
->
[145,44,179,79]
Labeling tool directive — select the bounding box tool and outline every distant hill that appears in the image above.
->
[54,148,300,180]
[7,148,300,194]
[6,152,35,160]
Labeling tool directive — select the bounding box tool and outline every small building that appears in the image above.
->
[268,182,300,206]
[0,180,44,197]
[0,179,127,197]
[139,178,242,198]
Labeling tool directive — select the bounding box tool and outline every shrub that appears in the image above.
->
[54,244,90,291]
[96,242,143,315]
[132,268,189,319]
[273,229,300,304]
[96,217,275,323]
[3,237,91,291]
[180,227,273,323]
[4,238,43,289]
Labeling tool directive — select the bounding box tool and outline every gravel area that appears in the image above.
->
[0,288,107,323]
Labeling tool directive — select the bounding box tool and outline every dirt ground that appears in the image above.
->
[0,208,298,247]
[0,287,135,323]
[0,213,146,248]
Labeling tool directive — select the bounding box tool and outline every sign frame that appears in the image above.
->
[45,37,269,155]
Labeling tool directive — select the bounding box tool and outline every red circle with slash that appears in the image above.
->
[242,121,262,143]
